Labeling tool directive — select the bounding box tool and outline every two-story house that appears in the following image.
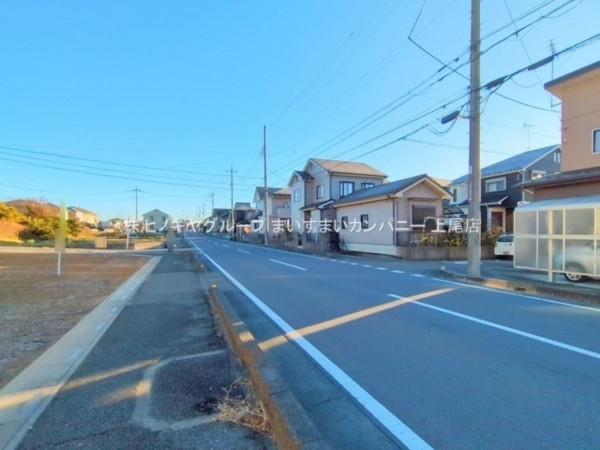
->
[252,186,291,237]
[447,145,561,233]
[288,158,387,243]
[521,60,600,199]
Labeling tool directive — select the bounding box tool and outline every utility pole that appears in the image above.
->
[468,0,481,278]
[134,186,141,222]
[208,192,214,217]
[263,125,269,246]
[226,166,237,238]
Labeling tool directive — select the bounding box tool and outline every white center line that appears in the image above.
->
[411,274,426,278]
[237,249,251,255]
[392,270,405,274]
[375,267,387,271]
[269,259,307,271]
[388,294,600,360]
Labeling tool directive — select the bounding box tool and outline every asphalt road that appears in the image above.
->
[189,236,600,450]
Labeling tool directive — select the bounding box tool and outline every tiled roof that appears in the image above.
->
[294,171,313,180]
[519,166,600,188]
[274,187,291,196]
[452,145,559,184]
[545,60,600,90]
[299,199,335,211]
[311,158,387,178]
[255,187,283,197]
[333,174,447,207]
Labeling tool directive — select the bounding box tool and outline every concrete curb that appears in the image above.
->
[207,285,329,450]
[438,267,600,306]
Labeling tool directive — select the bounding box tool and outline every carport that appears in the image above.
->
[514,195,600,282]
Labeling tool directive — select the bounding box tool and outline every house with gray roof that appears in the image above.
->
[447,145,561,232]
[288,158,387,245]
[251,186,291,239]
[332,174,452,256]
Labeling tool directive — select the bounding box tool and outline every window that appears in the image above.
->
[293,189,301,202]
[340,181,355,197]
[485,177,506,193]
[360,214,369,230]
[316,184,324,199]
[340,216,348,229]
[531,170,546,180]
[412,205,436,229]
[553,151,561,163]
[361,182,375,190]
[594,129,600,154]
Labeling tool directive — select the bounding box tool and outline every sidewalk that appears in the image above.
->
[0,251,311,449]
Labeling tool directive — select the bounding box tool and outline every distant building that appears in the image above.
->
[142,209,172,232]
[68,206,99,227]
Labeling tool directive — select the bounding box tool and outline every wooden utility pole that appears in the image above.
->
[468,0,481,278]
[263,125,269,246]
[209,192,214,217]
[134,186,141,222]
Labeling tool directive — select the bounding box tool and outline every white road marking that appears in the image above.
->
[431,278,600,312]
[70,349,83,360]
[362,264,372,268]
[269,259,307,271]
[188,240,432,450]
[350,263,359,266]
[392,270,405,274]
[95,324,105,331]
[237,249,251,255]
[111,307,119,313]
[375,267,387,271]
[388,294,600,360]
[411,274,426,278]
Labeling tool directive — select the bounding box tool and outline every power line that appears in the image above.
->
[0,144,263,180]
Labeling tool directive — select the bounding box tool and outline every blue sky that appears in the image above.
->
[1,1,599,221]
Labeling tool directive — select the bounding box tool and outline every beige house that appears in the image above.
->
[288,158,387,243]
[522,60,600,198]
[252,187,291,237]
[67,206,99,227]
[332,174,452,256]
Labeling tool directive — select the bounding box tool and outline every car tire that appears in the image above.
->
[563,263,588,282]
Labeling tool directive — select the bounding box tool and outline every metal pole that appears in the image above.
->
[468,0,481,278]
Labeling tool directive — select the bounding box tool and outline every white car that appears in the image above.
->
[494,234,514,258]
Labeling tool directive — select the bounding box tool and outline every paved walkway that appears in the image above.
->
[0,251,276,449]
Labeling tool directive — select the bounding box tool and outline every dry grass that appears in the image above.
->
[217,379,270,435]
[0,252,149,390]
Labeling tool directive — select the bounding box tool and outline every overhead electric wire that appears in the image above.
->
[267,0,582,181]
[0,155,257,190]
[0,144,263,180]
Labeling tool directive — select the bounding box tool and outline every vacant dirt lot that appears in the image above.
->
[0,252,149,390]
